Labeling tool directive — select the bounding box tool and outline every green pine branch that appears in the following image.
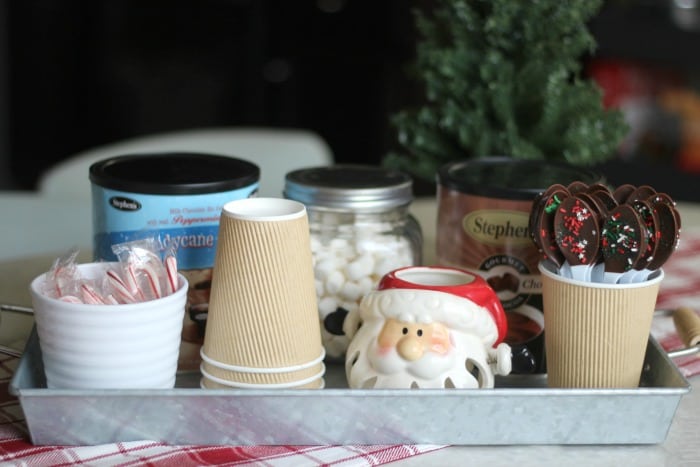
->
[385,0,629,183]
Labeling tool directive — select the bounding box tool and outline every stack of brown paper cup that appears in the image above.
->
[200,198,325,389]
[539,261,664,388]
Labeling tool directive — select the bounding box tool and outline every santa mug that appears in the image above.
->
[344,266,512,389]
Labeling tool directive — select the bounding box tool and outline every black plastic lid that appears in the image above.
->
[89,153,260,195]
[437,157,602,200]
[284,165,413,211]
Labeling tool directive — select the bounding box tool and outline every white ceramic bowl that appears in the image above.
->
[30,262,187,389]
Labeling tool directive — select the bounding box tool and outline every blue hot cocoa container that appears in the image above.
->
[89,152,259,370]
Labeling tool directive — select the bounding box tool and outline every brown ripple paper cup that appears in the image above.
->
[201,198,324,388]
[539,261,664,388]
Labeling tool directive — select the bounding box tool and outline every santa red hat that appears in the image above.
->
[364,266,508,347]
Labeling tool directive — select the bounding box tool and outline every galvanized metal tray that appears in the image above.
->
[10,328,691,446]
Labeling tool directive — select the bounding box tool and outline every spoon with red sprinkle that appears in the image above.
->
[554,196,601,281]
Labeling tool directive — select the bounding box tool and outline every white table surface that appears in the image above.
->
[0,192,698,466]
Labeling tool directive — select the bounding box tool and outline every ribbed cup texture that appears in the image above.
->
[542,275,660,388]
[201,206,323,387]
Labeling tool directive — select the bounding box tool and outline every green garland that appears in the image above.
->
[384,0,628,183]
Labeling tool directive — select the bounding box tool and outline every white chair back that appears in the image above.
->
[37,127,334,199]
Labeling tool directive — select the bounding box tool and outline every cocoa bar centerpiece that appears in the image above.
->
[530,182,681,284]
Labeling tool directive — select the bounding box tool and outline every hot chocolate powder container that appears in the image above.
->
[436,157,601,374]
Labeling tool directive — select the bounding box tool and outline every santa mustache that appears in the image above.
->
[347,328,493,389]
[368,341,458,381]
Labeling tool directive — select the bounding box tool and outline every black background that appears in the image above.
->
[6,0,419,190]
[6,0,700,200]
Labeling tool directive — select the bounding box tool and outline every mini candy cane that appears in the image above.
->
[136,260,163,300]
[124,261,146,301]
[113,239,170,301]
[106,269,136,304]
[164,254,178,296]
[58,295,83,304]
[161,236,179,296]
[104,294,120,305]
[81,283,107,305]
[46,248,81,299]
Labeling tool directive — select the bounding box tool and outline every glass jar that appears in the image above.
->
[284,165,423,360]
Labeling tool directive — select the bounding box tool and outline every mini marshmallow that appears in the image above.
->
[375,257,405,278]
[322,334,349,360]
[357,276,374,296]
[309,236,323,253]
[325,270,346,295]
[329,238,350,250]
[345,254,375,281]
[339,300,359,314]
[314,258,339,280]
[315,278,325,297]
[318,296,338,316]
[339,281,363,302]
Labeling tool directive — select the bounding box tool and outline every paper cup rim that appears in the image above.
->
[221,197,306,222]
[30,262,188,310]
[538,260,664,289]
[200,347,326,374]
[199,376,326,390]
[199,363,326,389]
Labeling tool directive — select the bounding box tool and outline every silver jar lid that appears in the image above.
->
[284,165,413,212]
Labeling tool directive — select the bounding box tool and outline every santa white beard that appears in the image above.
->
[346,322,493,389]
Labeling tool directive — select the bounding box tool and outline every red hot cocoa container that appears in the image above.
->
[90,153,259,371]
[436,157,601,374]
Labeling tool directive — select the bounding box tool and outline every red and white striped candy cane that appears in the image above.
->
[58,295,82,304]
[106,269,136,304]
[165,255,178,295]
[81,283,107,305]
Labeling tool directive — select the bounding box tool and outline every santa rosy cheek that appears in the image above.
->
[377,332,398,349]
[377,345,393,355]
[430,337,451,355]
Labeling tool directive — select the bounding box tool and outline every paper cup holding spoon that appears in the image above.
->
[539,260,664,388]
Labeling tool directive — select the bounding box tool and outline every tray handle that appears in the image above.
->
[674,307,700,347]
[669,307,700,359]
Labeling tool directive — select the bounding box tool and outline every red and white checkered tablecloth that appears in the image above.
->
[0,344,445,466]
[0,356,445,467]
[652,228,700,378]
[0,232,698,465]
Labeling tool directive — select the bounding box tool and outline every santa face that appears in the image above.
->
[371,319,455,380]
[346,317,493,389]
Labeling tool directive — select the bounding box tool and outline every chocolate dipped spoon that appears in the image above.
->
[586,183,613,195]
[576,192,610,216]
[649,192,682,235]
[600,204,648,283]
[613,184,636,204]
[529,190,548,254]
[554,196,601,281]
[619,199,660,283]
[574,192,610,282]
[626,185,657,203]
[591,188,619,212]
[646,201,681,273]
[566,181,589,195]
[529,185,568,257]
[536,187,569,267]
[648,192,676,208]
